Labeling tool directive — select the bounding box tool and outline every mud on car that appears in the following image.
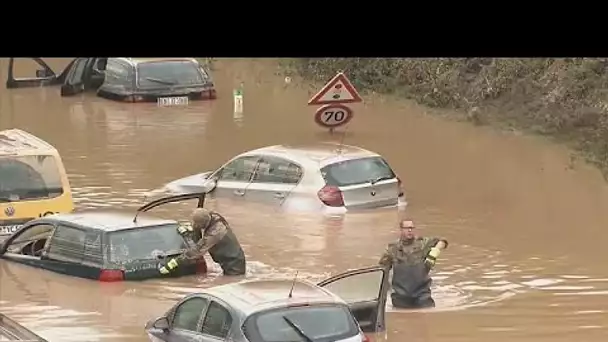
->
[5,58,216,103]
[0,193,210,282]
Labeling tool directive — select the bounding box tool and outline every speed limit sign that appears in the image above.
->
[314,104,353,129]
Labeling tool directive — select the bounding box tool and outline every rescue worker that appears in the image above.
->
[158,208,246,276]
[378,219,448,309]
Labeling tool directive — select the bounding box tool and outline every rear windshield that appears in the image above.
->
[321,157,396,187]
[243,304,359,342]
[136,61,204,88]
[0,155,65,202]
[107,224,186,263]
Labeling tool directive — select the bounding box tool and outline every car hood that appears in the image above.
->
[164,171,212,195]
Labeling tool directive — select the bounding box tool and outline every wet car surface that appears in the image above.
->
[146,266,389,342]
[1,58,608,342]
[0,313,47,341]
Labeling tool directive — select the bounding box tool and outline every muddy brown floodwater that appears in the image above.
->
[1,58,608,342]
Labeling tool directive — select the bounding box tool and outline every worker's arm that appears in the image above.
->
[180,222,227,261]
[378,243,396,268]
[159,222,228,274]
[424,237,448,269]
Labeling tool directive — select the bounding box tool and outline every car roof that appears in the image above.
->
[114,57,198,66]
[0,129,57,156]
[204,279,344,316]
[244,142,381,168]
[44,211,176,232]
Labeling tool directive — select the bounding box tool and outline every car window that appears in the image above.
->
[106,224,186,263]
[104,60,132,87]
[137,61,204,88]
[5,224,55,253]
[243,304,358,342]
[321,157,396,187]
[82,231,103,267]
[320,269,383,303]
[218,156,259,182]
[172,297,209,331]
[252,157,303,185]
[46,225,86,263]
[201,301,232,338]
[0,155,65,202]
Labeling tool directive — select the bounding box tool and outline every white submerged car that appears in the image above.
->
[162,142,406,214]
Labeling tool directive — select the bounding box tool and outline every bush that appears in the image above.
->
[288,58,608,174]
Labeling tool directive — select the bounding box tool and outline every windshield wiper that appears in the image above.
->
[144,77,176,85]
[282,316,314,342]
[370,175,393,185]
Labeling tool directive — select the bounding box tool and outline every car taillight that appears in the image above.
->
[397,176,404,197]
[99,269,124,282]
[360,332,371,342]
[317,185,344,207]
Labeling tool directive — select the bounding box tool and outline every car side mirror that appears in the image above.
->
[36,69,53,78]
[153,316,170,332]
[201,179,217,194]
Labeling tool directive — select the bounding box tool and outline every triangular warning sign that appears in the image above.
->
[308,72,363,105]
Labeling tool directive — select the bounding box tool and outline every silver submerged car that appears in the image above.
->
[163,143,406,214]
[145,266,389,342]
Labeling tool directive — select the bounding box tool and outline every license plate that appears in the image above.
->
[157,96,189,106]
[0,224,22,235]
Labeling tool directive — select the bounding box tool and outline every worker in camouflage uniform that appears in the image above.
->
[379,219,448,309]
[158,208,246,276]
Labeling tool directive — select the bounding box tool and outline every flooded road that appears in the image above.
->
[1,58,608,341]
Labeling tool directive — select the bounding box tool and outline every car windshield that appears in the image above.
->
[136,61,204,88]
[106,224,186,263]
[243,304,359,342]
[321,157,396,187]
[0,155,64,202]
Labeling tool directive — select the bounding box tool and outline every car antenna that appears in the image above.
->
[288,271,299,298]
[133,194,149,223]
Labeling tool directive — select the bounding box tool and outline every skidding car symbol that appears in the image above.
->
[5,58,216,103]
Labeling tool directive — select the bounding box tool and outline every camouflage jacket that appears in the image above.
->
[176,213,229,262]
[378,237,446,268]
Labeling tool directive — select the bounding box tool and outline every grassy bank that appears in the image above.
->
[285,58,608,176]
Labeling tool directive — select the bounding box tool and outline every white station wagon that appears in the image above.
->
[163,143,406,213]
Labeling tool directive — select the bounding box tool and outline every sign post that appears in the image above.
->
[307,72,362,133]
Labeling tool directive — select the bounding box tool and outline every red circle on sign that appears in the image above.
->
[314,104,353,129]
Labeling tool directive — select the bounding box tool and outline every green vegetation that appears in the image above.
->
[286,58,608,176]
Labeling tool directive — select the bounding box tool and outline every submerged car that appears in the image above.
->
[0,129,74,239]
[0,313,48,341]
[5,57,216,103]
[163,142,406,214]
[146,265,389,342]
[0,193,210,282]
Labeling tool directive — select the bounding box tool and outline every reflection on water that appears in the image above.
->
[1,58,608,342]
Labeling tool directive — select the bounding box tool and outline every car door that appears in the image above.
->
[60,58,90,96]
[245,156,303,206]
[0,222,56,269]
[147,296,210,342]
[5,58,74,89]
[210,155,261,201]
[317,266,390,333]
[198,300,234,341]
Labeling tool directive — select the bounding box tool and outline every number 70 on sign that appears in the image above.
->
[314,104,354,129]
